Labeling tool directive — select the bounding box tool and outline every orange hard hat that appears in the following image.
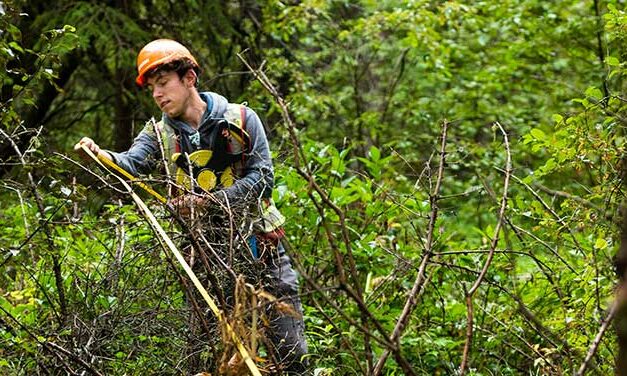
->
[135,39,199,87]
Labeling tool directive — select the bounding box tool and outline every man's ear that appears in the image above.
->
[184,69,197,87]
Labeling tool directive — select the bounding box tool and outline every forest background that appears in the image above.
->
[2,0,627,375]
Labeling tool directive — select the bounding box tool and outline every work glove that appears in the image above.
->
[170,193,209,218]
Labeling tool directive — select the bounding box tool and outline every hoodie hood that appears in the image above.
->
[203,91,229,119]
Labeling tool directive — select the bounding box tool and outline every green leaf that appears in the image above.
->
[606,56,620,66]
[8,42,24,54]
[529,128,546,141]
[585,86,603,100]
[369,146,381,162]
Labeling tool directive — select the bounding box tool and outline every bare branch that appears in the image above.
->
[372,120,449,375]
[508,171,585,256]
[0,127,68,324]
[460,122,511,375]
[576,300,616,376]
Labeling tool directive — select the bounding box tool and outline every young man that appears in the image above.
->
[75,39,307,374]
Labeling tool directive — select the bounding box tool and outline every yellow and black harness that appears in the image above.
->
[151,103,285,235]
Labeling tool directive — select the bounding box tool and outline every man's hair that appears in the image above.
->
[145,58,201,86]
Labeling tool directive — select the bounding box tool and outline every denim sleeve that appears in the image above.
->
[214,108,274,206]
[106,125,160,177]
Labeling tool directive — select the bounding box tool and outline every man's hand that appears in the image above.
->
[74,137,111,162]
[171,194,209,218]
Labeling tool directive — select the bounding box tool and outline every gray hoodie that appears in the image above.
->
[108,92,274,206]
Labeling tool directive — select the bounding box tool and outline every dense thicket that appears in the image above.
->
[2,0,627,374]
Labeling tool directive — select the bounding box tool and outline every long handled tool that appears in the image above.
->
[89,150,167,203]
[80,145,261,376]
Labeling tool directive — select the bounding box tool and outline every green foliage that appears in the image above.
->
[2,0,627,374]
[1,2,78,133]
[260,0,625,373]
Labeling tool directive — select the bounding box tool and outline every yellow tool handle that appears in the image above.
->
[79,144,261,375]
[132,195,260,376]
[80,145,167,203]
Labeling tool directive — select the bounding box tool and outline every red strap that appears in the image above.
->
[240,105,247,131]
[240,105,248,163]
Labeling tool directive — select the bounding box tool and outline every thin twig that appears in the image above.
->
[432,259,581,361]
[532,182,603,213]
[460,122,511,375]
[0,127,68,324]
[372,120,449,375]
[0,304,104,376]
[575,300,617,376]
[508,171,585,256]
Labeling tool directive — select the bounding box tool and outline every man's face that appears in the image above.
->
[145,70,192,118]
